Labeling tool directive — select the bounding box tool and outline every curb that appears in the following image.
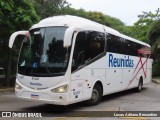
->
[152,79,160,84]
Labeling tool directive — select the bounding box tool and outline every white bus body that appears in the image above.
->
[9,15,152,105]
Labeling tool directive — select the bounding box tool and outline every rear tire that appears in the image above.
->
[86,84,102,106]
[136,78,143,92]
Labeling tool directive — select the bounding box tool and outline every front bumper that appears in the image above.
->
[15,88,70,105]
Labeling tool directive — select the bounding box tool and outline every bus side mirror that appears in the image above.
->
[9,31,28,48]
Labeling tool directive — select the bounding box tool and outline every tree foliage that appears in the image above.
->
[147,20,160,76]
[148,20,160,45]
[138,8,160,21]
[34,0,70,19]
[61,7,130,35]
[0,0,39,86]
[33,2,133,37]
[144,9,160,76]
[129,8,160,43]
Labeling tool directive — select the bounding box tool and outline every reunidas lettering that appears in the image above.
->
[109,54,134,67]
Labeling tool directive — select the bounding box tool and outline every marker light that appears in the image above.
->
[51,84,69,93]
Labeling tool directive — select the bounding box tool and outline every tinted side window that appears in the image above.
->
[122,39,144,56]
[86,31,105,60]
[106,33,148,57]
[72,32,86,71]
[72,31,105,72]
[107,34,121,54]
[121,39,131,55]
[138,45,150,58]
[129,41,138,56]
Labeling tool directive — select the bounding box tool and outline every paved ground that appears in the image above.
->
[0,82,160,120]
[152,79,160,84]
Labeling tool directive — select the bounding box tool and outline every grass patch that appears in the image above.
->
[0,88,14,92]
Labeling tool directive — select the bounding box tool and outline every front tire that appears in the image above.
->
[86,84,102,106]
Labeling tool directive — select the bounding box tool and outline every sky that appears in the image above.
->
[66,0,160,26]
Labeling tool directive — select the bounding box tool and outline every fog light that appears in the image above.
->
[15,82,22,89]
[51,84,69,93]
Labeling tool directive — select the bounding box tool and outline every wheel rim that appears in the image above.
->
[91,89,99,102]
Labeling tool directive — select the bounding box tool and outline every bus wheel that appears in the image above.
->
[86,84,102,106]
[136,78,143,92]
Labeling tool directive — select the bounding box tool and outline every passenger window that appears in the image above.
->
[107,34,121,54]
[72,31,105,72]
[106,33,149,57]
[72,32,86,71]
[129,41,139,56]
[121,39,131,55]
[86,31,105,60]
[138,45,150,58]
[121,39,143,56]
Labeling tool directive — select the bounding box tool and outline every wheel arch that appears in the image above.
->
[94,80,103,95]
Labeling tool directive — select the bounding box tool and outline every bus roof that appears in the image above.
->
[31,15,150,47]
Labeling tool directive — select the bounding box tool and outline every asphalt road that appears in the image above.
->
[0,82,160,120]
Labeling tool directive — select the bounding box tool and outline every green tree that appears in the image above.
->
[143,9,160,77]
[61,7,130,35]
[0,0,39,87]
[147,20,160,76]
[129,8,160,43]
[34,0,70,19]
[148,20,160,46]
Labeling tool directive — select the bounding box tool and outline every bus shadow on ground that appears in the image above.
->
[101,87,147,103]
[22,87,147,117]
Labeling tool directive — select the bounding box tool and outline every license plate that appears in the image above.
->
[31,94,39,99]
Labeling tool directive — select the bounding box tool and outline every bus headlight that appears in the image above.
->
[15,82,22,89]
[51,84,69,93]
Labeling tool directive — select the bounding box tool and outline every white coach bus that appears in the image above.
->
[9,15,152,105]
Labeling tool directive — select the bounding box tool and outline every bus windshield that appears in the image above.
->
[18,27,71,77]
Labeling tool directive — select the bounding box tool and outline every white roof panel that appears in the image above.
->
[30,15,150,47]
[31,15,119,33]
